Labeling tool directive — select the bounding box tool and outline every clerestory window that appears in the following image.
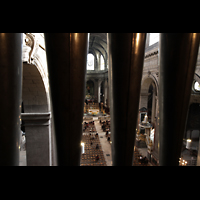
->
[194,81,200,92]
[100,55,105,70]
[87,53,94,70]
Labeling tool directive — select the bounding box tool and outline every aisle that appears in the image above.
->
[94,120,112,166]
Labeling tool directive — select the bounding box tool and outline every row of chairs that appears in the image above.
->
[80,133,107,166]
[83,122,96,133]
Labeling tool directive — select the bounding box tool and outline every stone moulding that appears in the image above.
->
[21,112,51,126]
[144,50,158,59]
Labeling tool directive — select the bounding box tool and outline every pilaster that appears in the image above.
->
[21,113,51,166]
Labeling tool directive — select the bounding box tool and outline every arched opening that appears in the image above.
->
[140,76,158,127]
[87,53,94,70]
[85,80,94,103]
[100,55,105,70]
[136,76,158,156]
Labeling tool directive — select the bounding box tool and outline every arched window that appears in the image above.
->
[87,54,94,70]
[149,33,159,46]
[194,81,200,92]
[100,55,105,70]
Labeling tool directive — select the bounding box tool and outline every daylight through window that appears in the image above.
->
[149,33,159,46]
[87,54,94,70]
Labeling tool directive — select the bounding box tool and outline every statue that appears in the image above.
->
[143,114,148,123]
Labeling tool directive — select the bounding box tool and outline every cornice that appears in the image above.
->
[144,50,158,59]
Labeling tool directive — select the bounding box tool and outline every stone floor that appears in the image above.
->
[93,118,151,166]
[94,119,112,166]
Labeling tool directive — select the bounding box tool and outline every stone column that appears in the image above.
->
[101,80,105,104]
[108,33,146,166]
[107,78,109,108]
[98,79,102,103]
[145,33,150,48]
[154,96,158,146]
[96,51,101,71]
[104,79,108,106]
[0,33,22,166]
[159,33,200,166]
[151,90,156,124]
[94,79,98,101]
[21,113,51,166]
[155,96,158,119]
[44,33,89,166]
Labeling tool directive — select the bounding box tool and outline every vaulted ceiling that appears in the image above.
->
[89,33,107,61]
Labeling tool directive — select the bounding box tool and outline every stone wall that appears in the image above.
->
[22,33,52,166]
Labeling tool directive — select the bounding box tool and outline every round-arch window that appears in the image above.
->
[194,81,200,92]
[87,54,94,70]
[100,55,105,70]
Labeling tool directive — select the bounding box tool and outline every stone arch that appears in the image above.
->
[194,73,200,83]
[86,79,95,100]
[140,74,158,125]
[141,73,158,95]
[22,63,49,113]
[31,57,50,108]
[22,33,50,112]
